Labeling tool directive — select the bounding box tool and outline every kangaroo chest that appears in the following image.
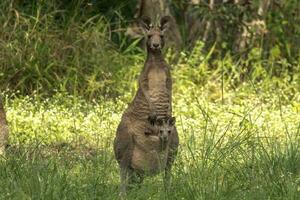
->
[148,67,167,92]
[147,67,169,103]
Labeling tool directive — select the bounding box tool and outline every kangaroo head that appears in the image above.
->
[140,16,171,51]
[153,116,176,144]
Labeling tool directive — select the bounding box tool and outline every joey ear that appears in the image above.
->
[160,16,171,33]
[144,131,151,136]
[148,115,156,126]
[140,16,152,32]
[168,117,176,126]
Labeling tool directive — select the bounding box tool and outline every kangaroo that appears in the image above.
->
[115,116,177,196]
[114,16,179,196]
[124,15,173,121]
[0,98,8,156]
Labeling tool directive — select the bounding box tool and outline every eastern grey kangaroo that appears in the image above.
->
[114,16,179,196]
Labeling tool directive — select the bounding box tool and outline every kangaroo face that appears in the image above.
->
[157,120,172,143]
[146,28,164,50]
[140,16,171,51]
[148,116,176,144]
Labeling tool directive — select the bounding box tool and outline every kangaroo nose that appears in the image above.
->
[153,43,159,48]
[162,135,168,141]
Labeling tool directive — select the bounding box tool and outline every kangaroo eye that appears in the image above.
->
[159,130,163,134]
[168,130,171,134]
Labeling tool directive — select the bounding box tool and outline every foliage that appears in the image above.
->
[0,0,141,98]
[1,0,300,97]
[0,1,300,199]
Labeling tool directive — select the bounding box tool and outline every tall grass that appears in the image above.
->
[0,0,142,98]
[0,1,300,199]
[1,83,300,199]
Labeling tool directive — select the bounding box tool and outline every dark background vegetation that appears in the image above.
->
[1,0,299,98]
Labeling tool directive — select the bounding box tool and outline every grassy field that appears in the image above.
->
[1,1,300,199]
[1,78,300,199]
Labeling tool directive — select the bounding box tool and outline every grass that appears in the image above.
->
[1,81,300,200]
[0,1,300,199]
[0,0,142,98]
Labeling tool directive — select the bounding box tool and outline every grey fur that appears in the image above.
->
[114,17,179,196]
[0,98,8,156]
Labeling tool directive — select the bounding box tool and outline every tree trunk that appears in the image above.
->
[235,0,270,52]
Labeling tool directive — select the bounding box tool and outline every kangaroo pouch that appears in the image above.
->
[131,144,168,175]
[131,131,168,174]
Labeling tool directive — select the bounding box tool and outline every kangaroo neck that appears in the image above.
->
[146,49,164,63]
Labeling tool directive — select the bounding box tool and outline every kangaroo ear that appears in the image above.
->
[160,16,171,33]
[168,117,176,126]
[140,16,151,32]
